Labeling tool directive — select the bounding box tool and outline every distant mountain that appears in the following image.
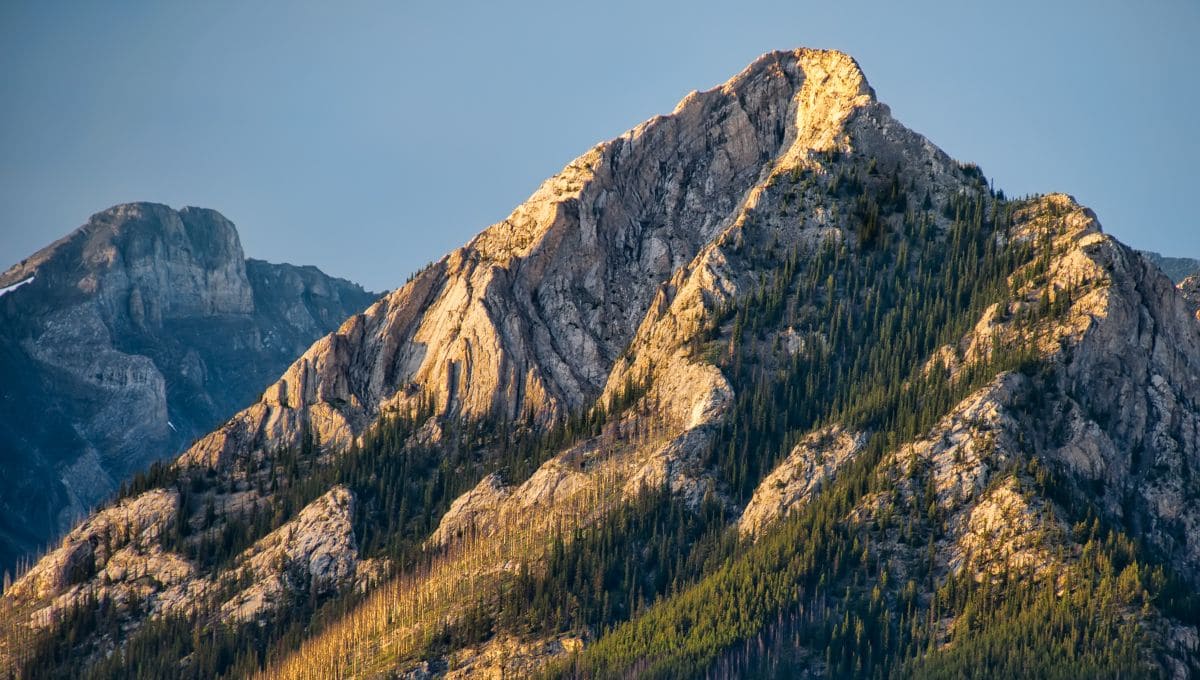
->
[5,50,1200,679]
[0,203,376,575]
[1140,250,1200,283]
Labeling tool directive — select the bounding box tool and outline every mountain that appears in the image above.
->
[0,203,377,577]
[1139,250,1200,283]
[4,49,1200,679]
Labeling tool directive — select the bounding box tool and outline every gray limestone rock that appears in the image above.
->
[0,203,376,574]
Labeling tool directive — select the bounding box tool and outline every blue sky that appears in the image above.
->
[1,1,1197,291]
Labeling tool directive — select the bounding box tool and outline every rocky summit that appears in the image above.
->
[3,48,1200,679]
[0,203,376,577]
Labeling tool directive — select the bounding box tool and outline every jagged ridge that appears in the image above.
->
[5,48,1200,680]
[0,203,376,576]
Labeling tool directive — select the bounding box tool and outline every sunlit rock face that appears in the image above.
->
[1180,275,1200,320]
[6,484,361,646]
[178,49,892,469]
[0,203,376,574]
[739,426,865,536]
[9,47,1200,678]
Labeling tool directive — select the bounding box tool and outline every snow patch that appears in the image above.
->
[0,275,34,297]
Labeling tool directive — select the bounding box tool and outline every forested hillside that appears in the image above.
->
[3,48,1198,680]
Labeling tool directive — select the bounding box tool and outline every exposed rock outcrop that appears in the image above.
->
[5,488,184,627]
[8,47,1200,679]
[216,486,359,622]
[0,483,361,668]
[407,633,584,680]
[0,203,376,575]
[178,49,894,470]
[1140,250,1200,283]
[739,426,865,536]
[1180,275,1200,319]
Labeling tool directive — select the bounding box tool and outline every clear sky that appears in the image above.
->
[2,1,1197,292]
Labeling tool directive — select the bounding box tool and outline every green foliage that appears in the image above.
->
[16,360,653,678]
[706,190,1028,504]
[901,542,1151,679]
[418,485,733,664]
[548,192,1167,678]
[12,171,1188,680]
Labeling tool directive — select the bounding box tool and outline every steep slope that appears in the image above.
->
[4,48,1200,680]
[0,203,376,576]
[1140,250,1200,283]
[175,49,878,470]
[571,197,1200,678]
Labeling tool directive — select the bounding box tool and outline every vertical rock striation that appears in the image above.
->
[0,203,376,574]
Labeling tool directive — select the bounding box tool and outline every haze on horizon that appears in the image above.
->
[1,0,1196,292]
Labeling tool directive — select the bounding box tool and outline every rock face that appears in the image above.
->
[4,489,181,610]
[1180,275,1200,319]
[3,484,361,655]
[7,48,1200,678]
[216,486,359,622]
[0,203,376,575]
[925,205,1200,585]
[178,49,881,469]
[1140,250,1200,283]
[1041,235,1200,580]
[738,426,864,536]
[431,634,584,680]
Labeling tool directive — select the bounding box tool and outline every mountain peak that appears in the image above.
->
[675,48,873,113]
[0,202,252,320]
[0,203,377,577]
[177,47,970,467]
[468,48,877,270]
[14,49,1200,679]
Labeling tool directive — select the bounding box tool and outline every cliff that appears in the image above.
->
[0,203,376,575]
[4,49,1200,679]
